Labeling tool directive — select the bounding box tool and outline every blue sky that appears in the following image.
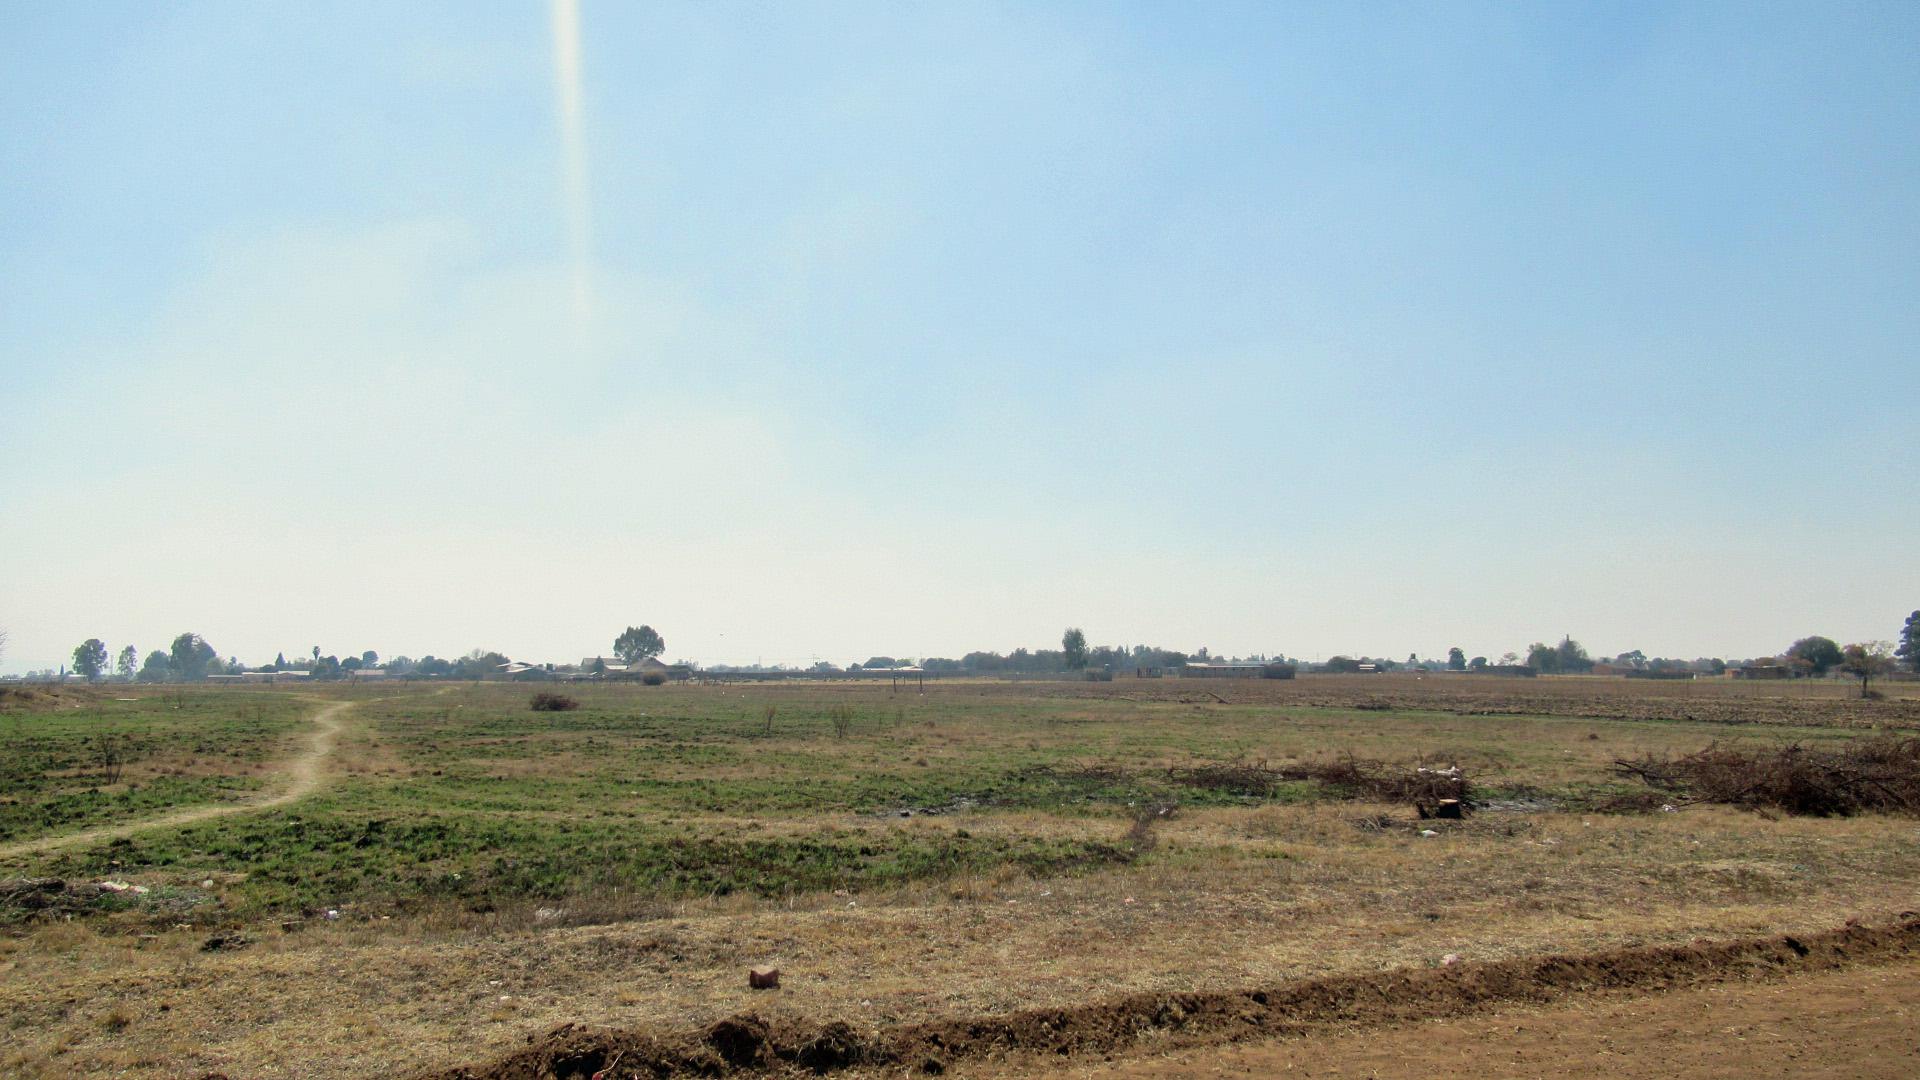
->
[2,1,1915,672]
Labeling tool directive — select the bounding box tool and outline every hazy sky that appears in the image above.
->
[3,2,1916,673]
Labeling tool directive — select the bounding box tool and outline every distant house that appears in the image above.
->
[240,671,311,684]
[1732,663,1793,680]
[497,662,553,681]
[1181,661,1295,680]
[645,653,698,676]
[583,656,691,681]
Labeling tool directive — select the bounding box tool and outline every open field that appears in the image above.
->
[2,675,1918,1077]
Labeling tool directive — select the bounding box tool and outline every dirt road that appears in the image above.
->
[1021,959,1920,1079]
[0,698,355,861]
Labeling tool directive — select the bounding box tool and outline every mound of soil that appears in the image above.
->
[423,915,1920,1079]
[0,878,109,920]
[0,685,96,712]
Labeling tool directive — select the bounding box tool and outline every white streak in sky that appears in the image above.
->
[549,0,591,320]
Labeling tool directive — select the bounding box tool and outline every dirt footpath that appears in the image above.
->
[0,698,354,860]
[1023,959,1920,1079]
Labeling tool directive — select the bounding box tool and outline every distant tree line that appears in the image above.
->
[903,638,1196,675]
[23,610,1919,686]
[29,620,681,684]
[35,634,517,684]
[57,632,237,683]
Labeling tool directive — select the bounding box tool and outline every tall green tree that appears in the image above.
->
[169,633,217,680]
[137,650,172,682]
[452,649,509,679]
[1899,611,1920,674]
[1787,636,1843,675]
[614,625,665,664]
[1447,646,1466,671]
[1061,627,1088,670]
[1525,642,1558,673]
[116,644,138,680]
[71,638,108,681]
[1554,636,1593,673]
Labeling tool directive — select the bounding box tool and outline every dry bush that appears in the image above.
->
[1166,761,1283,797]
[529,692,580,712]
[93,734,129,786]
[1616,735,1920,816]
[1273,754,1473,816]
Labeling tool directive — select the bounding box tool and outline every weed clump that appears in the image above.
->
[1615,735,1920,816]
[529,692,580,712]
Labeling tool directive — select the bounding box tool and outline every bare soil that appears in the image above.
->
[1029,957,1920,1079]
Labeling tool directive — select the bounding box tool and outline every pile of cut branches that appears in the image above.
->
[1615,736,1920,817]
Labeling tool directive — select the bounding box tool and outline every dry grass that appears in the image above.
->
[4,804,1918,1078]
[6,676,1920,1077]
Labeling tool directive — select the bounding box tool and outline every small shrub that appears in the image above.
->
[641,672,667,686]
[94,734,129,786]
[529,692,580,712]
[1167,760,1281,798]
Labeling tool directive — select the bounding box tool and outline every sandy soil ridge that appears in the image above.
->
[426,915,1920,1079]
